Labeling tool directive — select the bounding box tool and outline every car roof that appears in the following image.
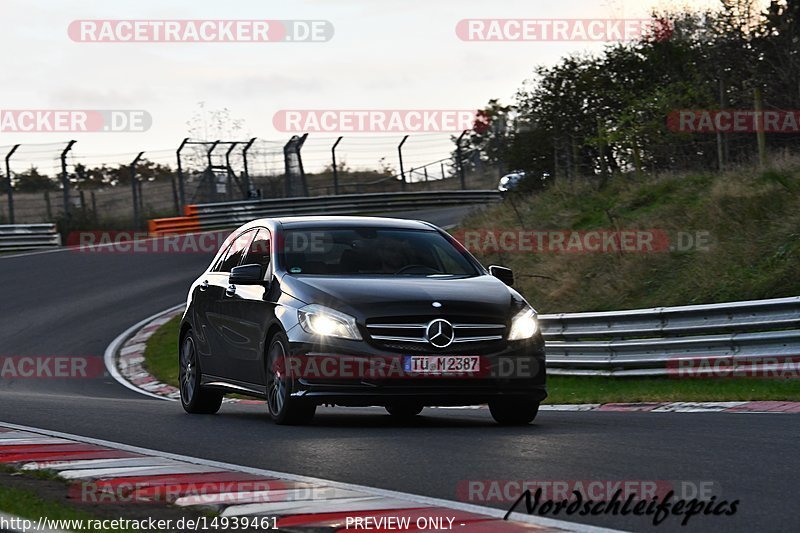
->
[250,215,437,231]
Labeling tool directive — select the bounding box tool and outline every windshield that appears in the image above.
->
[280,228,479,276]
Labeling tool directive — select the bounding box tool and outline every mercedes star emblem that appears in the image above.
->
[426,319,455,348]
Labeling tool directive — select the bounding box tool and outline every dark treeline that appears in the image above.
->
[460,0,800,187]
[0,160,174,193]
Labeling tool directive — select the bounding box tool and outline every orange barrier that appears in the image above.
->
[183,204,201,216]
[147,215,200,236]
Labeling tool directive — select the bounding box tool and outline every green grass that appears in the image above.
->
[546,376,800,404]
[142,316,799,403]
[463,165,800,312]
[0,486,135,533]
[142,315,182,387]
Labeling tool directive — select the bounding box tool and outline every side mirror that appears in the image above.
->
[229,264,266,285]
[489,265,514,287]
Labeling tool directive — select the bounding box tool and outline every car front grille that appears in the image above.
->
[366,318,506,352]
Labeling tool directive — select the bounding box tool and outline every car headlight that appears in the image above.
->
[297,304,362,340]
[508,306,538,341]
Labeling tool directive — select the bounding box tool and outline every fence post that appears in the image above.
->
[60,140,76,219]
[296,133,309,196]
[242,137,256,199]
[754,87,768,169]
[44,191,52,220]
[284,135,309,197]
[130,151,144,229]
[4,144,20,224]
[456,130,467,189]
[170,176,179,214]
[224,142,239,201]
[283,137,293,198]
[91,191,97,223]
[398,135,409,190]
[331,136,343,195]
[176,138,189,212]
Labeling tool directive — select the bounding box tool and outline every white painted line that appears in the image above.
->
[59,464,225,480]
[221,496,414,517]
[652,401,750,413]
[0,438,72,445]
[541,404,603,411]
[0,431,53,439]
[103,304,184,402]
[174,487,368,507]
[25,457,179,471]
[0,420,617,533]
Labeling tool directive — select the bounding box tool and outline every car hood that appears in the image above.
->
[279,274,520,322]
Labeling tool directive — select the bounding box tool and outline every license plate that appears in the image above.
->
[403,355,481,374]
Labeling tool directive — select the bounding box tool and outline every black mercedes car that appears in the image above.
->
[179,216,546,425]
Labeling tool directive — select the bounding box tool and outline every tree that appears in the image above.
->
[15,167,57,192]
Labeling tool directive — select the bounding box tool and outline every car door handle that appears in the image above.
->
[199,280,209,291]
[225,284,236,297]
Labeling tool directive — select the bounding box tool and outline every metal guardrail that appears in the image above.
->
[540,297,800,376]
[149,190,502,235]
[0,224,61,251]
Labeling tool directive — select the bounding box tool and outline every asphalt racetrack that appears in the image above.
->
[1,206,796,532]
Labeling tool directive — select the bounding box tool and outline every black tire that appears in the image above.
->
[266,332,316,425]
[488,398,540,425]
[385,403,424,419]
[179,329,223,414]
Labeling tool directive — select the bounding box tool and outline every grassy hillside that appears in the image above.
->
[461,162,800,313]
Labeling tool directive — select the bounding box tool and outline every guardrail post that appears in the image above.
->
[4,144,20,224]
[398,135,409,191]
[60,140,76,218]
[176,138,189,212]
[241,137,256,199]
[456,130,467,189]
[130,151,144,228]
[331,136,343,195]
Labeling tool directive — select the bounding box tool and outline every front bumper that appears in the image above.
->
[283,326,547,407]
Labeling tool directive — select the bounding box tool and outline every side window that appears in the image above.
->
[243,229,271,270]
[211,242,234,272]
[214,230,255,273]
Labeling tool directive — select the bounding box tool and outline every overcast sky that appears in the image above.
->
[0,0,730,172]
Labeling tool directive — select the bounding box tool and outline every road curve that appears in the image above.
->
[1,206,797,533]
